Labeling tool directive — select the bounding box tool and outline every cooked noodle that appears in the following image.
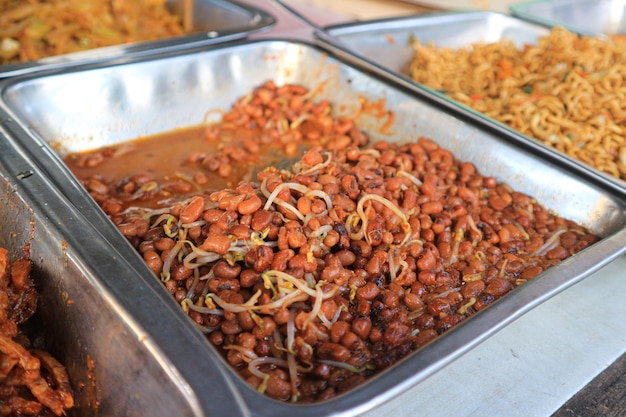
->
[409,26,626,180]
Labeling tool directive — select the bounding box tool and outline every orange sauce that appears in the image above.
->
[64,124,303,209]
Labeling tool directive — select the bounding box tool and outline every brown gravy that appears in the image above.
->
[64,124,300,209]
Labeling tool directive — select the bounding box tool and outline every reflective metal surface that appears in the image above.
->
[0,39,625,416]
[323,11,549,84]
[319,11,626,195]
[0,0,276,78]
[511,0,626,37]
[0,122,248,416]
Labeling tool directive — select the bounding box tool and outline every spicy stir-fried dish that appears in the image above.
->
[0,0,185,64]
[65,81,600,402]
[409,26,626,181]
[0,248,74,416]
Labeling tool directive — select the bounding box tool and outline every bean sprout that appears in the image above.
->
[223,344,258,362]
[510,219,530,241]
[248,357,278,394]
[457,297,476,315]
[287,352,299,402]
[303,283,324,330]
[202,108,225,125]
[388,248,409,282]
[351,193,411,246]
[207,288,309,313]
[262,181,333,221]
[397,170,423,187]
[530,227,568,257]
[318,304,344,329]
[467,215,482,246]
[295,151,333,176]
[181,299,223,316]
[262,270,337,300]
[160,240,187,282]
[317,359,373,374]
[310,224,333,240]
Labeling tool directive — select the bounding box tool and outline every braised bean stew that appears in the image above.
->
[64,81,600,403]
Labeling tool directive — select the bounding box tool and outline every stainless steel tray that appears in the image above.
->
[319,11,626,196]
[0,122,247,415]
[323,11,549,83]
[0,0,275,78]
[511,0,626,37]
[0,39,625,417]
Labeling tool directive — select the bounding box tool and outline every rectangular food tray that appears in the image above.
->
[0,38,625,417]
[0,0,275,78]
[0,133,248,415]
[511,0,626,37]
[320,10,626,195]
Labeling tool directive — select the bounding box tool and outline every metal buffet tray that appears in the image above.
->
[319,10,626,195]
[0,39,625,416]
[0,0,276,78]
[321,10,550,85]
[0,114,248,415]
[511,0,626,37]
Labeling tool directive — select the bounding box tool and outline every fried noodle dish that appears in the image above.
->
[0,0,185,64]
[409,26,626,181]
[0,248,73,416]
[67,81,600,403]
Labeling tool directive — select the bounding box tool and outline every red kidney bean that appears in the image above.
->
[356,282,380,301]
[416,245,437,271]
[351,316,372,340]
[180,196,205,224]
[546,246,570,260]
[213,261,241,279]
[250,209,273,231]
[382,322,410,347]
[421,200,443,215]
[265,371,292,401]
[238,195,263,215]
[461,280,485,299]
[201,232,232,255]
[318,343,350,362]
[427,298,453,317]
[484,278,513,297]
[519,266,543,280]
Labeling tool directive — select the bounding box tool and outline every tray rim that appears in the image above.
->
[321,9,540,37]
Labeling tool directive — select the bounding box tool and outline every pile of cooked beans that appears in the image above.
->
[0,247,74,416]
[67,81,600,403]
